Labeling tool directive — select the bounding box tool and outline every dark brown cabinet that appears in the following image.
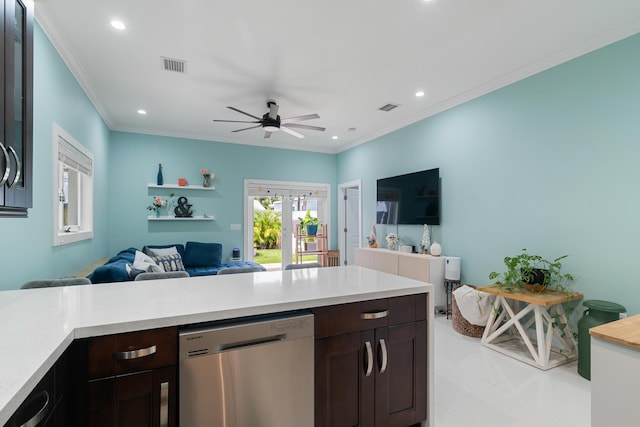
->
[314,294,427,427]
[3,347,68,427]
[70,327,178,427]
[0,0,33,217]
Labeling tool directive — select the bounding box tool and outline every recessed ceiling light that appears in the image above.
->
[416,91,425,97]
[332,136,338,140]
[137,109,147,115]
[110,20,126,30]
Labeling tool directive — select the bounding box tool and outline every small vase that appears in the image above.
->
[203,175,211,187]
[157,163,163,186]
[155,209,160,218]
[430,241,442,256]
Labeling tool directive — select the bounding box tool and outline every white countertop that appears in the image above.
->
[0,265,430,424]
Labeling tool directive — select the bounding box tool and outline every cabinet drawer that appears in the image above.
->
[88,327,177,379]
[314,294,426,338]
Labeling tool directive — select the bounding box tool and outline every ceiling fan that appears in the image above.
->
[213,101,325,139]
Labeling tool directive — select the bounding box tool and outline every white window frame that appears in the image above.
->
[52,123,94,246]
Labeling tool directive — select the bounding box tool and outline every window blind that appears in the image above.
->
[58,135,92,176]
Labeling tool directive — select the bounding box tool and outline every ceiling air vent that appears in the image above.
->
[161,57,187,73]
[378,103,399,112]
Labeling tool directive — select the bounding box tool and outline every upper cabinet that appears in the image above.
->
[0,0,33,217]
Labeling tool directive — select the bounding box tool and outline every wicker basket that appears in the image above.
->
[452,284,486,338]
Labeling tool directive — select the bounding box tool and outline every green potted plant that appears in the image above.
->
[488,248,574,293]
[300,209,320,236]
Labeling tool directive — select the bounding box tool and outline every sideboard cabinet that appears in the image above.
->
[355,248,445,312]
[0,0,33,217]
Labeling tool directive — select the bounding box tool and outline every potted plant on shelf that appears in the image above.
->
[299,210,320,251]
[488,248,574,293]
[300,209,320,236]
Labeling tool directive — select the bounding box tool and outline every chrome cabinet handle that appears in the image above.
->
[7,146,21,188]
[364,341,373,377]
[378,339,388,374]
[361,310,389,320]
[160,381,169,427]
[113,344,157,360]
[20,390,49,427]
[0,142,9,186]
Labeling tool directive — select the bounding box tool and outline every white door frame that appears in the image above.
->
[338,180,362,266]
[244,179,331,269]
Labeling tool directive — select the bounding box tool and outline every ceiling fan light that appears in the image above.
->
[263,125,280,132]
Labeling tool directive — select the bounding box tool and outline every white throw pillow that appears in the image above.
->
[133,250,165,272]
[147,246,179,257]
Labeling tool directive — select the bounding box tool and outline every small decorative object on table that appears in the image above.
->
[178,178,187,186]
[147,196,167,217]
[421,224,430,254]
[366,224,377,248]
[385,233,398,251]
[201,168,214,187]
[157,163,164,185]
[174,196,193,218]
[430,241,442,256]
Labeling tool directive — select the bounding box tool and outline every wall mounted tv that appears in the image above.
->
[376,168,440,225]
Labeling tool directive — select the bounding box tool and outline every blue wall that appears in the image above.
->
[107,132,337,259]
[4,22,639,318]
[0,25,111,290]
[338,33,640,314]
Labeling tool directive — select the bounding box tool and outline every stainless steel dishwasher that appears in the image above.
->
[179,313,314,427]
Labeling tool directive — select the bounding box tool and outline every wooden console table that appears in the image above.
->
[476,285,582,370]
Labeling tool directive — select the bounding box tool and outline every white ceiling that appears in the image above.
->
[35,0,640,154]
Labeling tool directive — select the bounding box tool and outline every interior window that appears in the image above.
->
[52,124,93,246]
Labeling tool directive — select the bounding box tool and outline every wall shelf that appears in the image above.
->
[147,215,215,221]
[148,183,215,191]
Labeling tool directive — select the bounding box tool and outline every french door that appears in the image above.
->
[244,179,330,270]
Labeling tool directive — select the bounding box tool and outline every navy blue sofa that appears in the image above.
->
[88,242,265,284]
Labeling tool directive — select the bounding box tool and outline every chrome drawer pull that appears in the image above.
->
[20,390,49,427]
[7,146,21,188]
[113,344,157,360]
[361,310,389,320]
[378,338,388,374]
[364,341,373,377]
[0,142,10,187]
[160,381,169,427]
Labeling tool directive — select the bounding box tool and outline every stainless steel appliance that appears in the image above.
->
[179,313,314,426]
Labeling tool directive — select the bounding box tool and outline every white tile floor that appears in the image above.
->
[433,316,591,427]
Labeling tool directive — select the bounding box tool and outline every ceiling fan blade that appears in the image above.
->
[280,126,305,139]
[281,113,320,124]
[264,131,272,139]
[213,119,260,123]
[284,123,326,132]
[268,102,279,120]
[227,106,262,120]
[232,125,262,133]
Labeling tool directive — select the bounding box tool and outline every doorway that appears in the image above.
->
[245,179,330,270]
[338,180,361,266]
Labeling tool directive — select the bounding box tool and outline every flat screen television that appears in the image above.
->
[376,168,440,225]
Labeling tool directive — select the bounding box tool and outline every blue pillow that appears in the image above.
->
[183,242,222,268]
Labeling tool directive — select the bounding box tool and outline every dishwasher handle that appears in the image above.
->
[218,335,285,352]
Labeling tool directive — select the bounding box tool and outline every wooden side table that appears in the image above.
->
[476,285,582,370]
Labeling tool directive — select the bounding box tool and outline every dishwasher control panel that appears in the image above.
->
[179,313,314,359]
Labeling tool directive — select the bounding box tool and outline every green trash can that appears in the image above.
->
[577,300,626,380]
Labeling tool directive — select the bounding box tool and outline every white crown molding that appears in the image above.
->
[35,11,115,129]
[337,19,640,154]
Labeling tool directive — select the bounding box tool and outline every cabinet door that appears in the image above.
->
[315,331,375,427]
[375,321,427,427]
[1,0,33,213]
[88,367,176,427]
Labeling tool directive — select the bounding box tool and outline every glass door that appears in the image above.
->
[245,180,330,271]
